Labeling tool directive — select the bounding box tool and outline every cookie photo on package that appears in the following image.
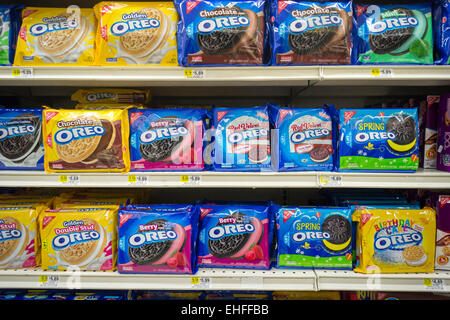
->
[270,0,352,65]
[270,104,337,171]
[118,206,199,274]
[129,108,208,171]
[42,108,130,173]
[0,108,44,170]
[14,7,96,66]
[175,0,267,66]
[353,2,433,64]
[94,1,178,66]
[212,105,271,171]
[276,206,353,269]
[197,204,272,269]
[338,108,419,172]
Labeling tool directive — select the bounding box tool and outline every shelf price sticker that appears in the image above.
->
[128,175,149,185]
[58,175,80,185]
[12,68,33,78]
[180,175,201,185]
[370,68,394,78]
[191,276,211,289]
[318,175,342,187]
[184,69,206,79]
[39,275,59,288]
[424,278,446,291]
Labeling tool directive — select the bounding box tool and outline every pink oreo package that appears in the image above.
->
[129,108,208,171]
[437,94,450,172]
[197,204,273,269]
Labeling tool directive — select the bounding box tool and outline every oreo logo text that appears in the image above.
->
[30,17,78,36]
[111,17,160,36]
[85,92,116,102]
[0,125,36,141]
[140,126,188,144]
[0,221,21,242]
[197,16,250,34]
[227,129,268,144]
[355,131,395,143]
[293,231,330,242]
[52,231,100,250]
[55,125,105,145]
[290,128,330,144]
[128,230,177,247]
[289,15,342,34]
[208,223,255,240]
[368,16,418,34]
[374,230,422,251]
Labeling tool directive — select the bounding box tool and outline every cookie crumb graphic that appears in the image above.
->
[402,245,427,266]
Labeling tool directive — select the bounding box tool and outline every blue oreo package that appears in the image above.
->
[0,5,23,66]
[211,105,271,171]
[123,204,196,212]
[276,206,353,269]
[353,2,434,64]
[175,0,268,66]
[128,108,208,171]
[270,104,337,171]
[197,204,272,269]
[118,207,200,274]
[270,0,353,65]
[433,0,450,64]
[0,108,44,170]
[338,108,419,172]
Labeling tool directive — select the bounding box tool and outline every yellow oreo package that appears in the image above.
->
[39,208,117,271]
[14,7,96,66]
[43,108,130,173]
[353,208,436,273]
[71,88,151,105]
[0,206,41,269]
[94,1,178,66]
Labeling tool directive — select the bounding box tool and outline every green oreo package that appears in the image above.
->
[338,108,419,172]
[353,3,433,64]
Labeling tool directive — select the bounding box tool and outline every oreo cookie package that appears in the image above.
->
[0,108,44,170]
[118,205,199,274]
[434,0,450,64]
[212,105,271,171]
[353,3,433,64]
[270,0,352,65]
[270,105,337,171]
[338,108,419,172]
[0,5,23,66]
[129,108,208,171]
[175,0,267,66]
[197,204,272,269]
[276,206,352,269]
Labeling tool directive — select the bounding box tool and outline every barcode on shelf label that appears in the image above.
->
[424,278,446,291]
[58,175,80,185]
[128,175,149,185]
[39,275,59,288]
[180,175,201,185]
[370,68,394,78]
[318,175,342,186]
[12,68,33,78]
[191,276,211,289]
[184,69,206,79]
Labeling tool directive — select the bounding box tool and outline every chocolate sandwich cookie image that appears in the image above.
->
[0,108,44,170]
[272,0,352,65]
[176,0,266,66]
[354,3,433,64]
[321,214,351,252]
[386,114,417,153]
[43,108,130,173]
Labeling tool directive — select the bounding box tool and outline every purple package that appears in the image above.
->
[437,94,450,172]
[424,96,440,169]
[436,195,450,270]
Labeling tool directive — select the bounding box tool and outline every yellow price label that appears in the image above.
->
[128,175,137,183]
[39,276,48,283]
[12,69,21,77]
[424,279,432,286]
[371,68,380,76]
[191,276,200,285]
[58,175,68,183]
[180,175,189,183]
[184,69,193,78]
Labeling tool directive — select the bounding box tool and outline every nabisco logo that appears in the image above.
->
[283,210,295,223]
[344,111,357,124]
[187,1,200,14]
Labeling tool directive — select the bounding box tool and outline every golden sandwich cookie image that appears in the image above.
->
[14,7,96,66]
[43,108,130,173]
[94,1,178,66]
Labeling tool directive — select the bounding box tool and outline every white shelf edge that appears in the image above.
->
[0,169,448,189]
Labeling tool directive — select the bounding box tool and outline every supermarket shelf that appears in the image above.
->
[0,268,317,291]
[315,270,450,293]
[1,65,450,87]
[0,169,448,189]
[1,268,450,292]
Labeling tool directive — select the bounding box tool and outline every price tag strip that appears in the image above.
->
[58,175,80,185]
[12,68,33,78]
[184,69,206,79]
[424,278,446,291]
[318,175,342,187]
[39,275,60,288]
[370,68,394,78]
[191,276,211,289]
[180,175,201,185]
[128,175,150,186]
